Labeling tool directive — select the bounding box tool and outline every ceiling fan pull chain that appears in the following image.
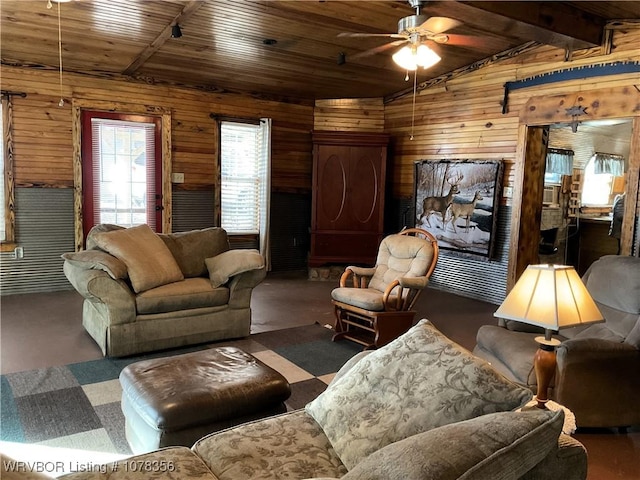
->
[57,1,64,107]
[410,69,418,140]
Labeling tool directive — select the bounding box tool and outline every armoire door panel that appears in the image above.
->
[350,147,382,225]
[318,152,347,227]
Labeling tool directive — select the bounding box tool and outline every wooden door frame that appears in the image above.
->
[71,99,172,251]
[508,86,640,290]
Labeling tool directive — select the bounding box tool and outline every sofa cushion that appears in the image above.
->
[85,223,125,250]
[58,446,218,480]
[61,250,128,280]
[475,325,541,386]
[192,410,347,480]
[205,249,264,288]
[92,224,184,293]
[136,277,230,314]
[582,255,640,315]
[305,319,533,470]
[342,409,564,480]
[159,227,230,278]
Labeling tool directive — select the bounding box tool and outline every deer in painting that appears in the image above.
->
[448,190,484,233]
[418,171,462,229]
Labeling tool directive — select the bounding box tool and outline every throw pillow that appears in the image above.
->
[205,249,264,288]
[61,250,128,280]
[92,224,184,293]
[305,319,533,469]
[342,409,564,480]
[159,227,230,278]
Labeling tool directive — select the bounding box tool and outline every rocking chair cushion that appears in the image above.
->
[368,234,435,293]
[331,287,386,312]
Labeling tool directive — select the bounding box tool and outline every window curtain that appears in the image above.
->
[259,118,272,271]
[545,148,574,175]
[592,152,625,176]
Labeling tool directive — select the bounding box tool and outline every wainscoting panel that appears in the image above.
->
[428,206,511,305]
[171,190,215,233]
[0,188,75,295]
[270,192,311,272]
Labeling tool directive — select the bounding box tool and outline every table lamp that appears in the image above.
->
[494,264,604,408]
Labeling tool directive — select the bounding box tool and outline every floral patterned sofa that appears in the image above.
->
[1,320,588,480]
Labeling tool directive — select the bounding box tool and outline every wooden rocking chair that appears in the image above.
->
[331,228,439,349]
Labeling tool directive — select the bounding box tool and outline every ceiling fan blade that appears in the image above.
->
[438,34,486,48]
[349,39,407,60]
[338,32,406,39]
[420,16,462,34]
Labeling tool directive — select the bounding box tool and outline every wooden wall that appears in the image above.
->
[384,27,640,299]
[2,66,314,194]
[314,98,385,132]
[384,28,640,202]
[2,28,639,297]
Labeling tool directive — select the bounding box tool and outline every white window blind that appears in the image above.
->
[220,121,263,234]
[91,118,156,230]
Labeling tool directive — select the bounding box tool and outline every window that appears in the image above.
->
[81,111,162,239]
[581,153,625,206]
[220,120,270,235]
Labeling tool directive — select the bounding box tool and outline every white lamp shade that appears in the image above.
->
[392,44,441,71]
[494,264,604,330]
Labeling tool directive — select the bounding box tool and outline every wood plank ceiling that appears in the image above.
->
[2,1,639,103]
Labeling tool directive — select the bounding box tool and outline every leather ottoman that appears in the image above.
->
[119,346,291,454]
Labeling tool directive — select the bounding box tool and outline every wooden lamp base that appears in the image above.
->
[533,335,562,408]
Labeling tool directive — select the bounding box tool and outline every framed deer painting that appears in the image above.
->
[414,159,503,259]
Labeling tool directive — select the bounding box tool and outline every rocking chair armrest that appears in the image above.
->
[340,266,377,287]
[381,279,402,309]
[347,266,377,277]
[398,276,429,290]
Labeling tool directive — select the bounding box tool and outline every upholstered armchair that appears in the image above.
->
[474,255,640,428]
[331,228,439,349]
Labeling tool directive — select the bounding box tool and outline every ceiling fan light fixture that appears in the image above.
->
[392,43,441,71]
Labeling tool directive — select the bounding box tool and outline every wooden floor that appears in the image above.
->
[1,271,638,478]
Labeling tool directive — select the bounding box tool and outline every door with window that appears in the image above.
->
[81,111,162,240]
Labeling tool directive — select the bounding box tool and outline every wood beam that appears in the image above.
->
[123,0,206,76]
[508,125,547,289]
[621,117,640,256]
[426,1,605,50]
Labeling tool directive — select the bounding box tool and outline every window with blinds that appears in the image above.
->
[220,121,265,234]
[81,111,161,239]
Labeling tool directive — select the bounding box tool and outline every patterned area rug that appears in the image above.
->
[0,323,361,456]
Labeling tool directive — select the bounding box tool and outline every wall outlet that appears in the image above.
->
[13,246,24,259]
[172,173,185,183]
[503,187,513,198]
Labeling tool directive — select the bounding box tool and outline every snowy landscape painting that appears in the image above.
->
[414,159,503,258]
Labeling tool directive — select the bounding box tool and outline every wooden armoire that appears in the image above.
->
[309,131,389,267]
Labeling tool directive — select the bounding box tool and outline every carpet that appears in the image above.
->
[0,323,361,456]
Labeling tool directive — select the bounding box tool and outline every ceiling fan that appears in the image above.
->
[339,0,481,70]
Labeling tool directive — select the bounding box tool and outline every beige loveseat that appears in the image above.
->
[1,321,588,480]
[62,224,266,357]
